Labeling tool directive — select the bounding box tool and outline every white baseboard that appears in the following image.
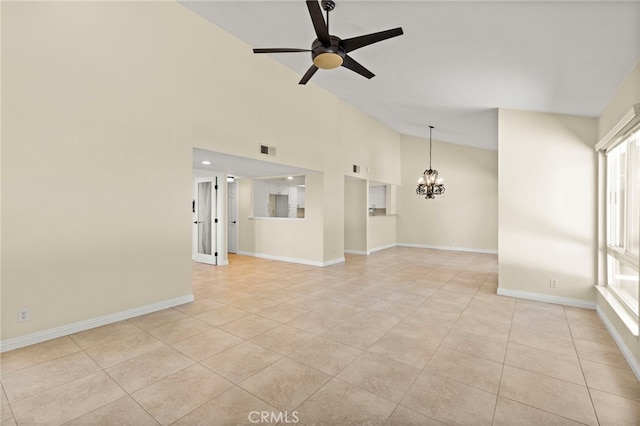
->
[596,305,640,381]
[344,249,368,255]
[396,243,498,255]
[496,288,596,310]
[323,257,346,267]
[0,294,194,353]
[236,251,344,267]
[345,244,396,256]
[368,243,397,254]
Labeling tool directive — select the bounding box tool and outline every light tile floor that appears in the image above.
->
[1,248,639,425]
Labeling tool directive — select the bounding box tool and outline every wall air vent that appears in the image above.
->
[260,144,276,156]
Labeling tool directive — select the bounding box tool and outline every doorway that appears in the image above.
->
[344,176,368,255]
[192,174,225,265]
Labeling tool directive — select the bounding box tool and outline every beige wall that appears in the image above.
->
[322,172,346,263]
[397,134,498,252]
[339,105,402,186]
[2,1,194,340]
[1,1,401,342]
[498,110,598,301]
[344,179,367,253]
[368,216,397,252]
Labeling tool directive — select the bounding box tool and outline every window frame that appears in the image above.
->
[604,127,640,319]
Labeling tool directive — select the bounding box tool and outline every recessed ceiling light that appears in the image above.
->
[287,176,293,180]
[201,160,211,165]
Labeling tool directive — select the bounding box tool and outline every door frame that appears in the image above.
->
[227,179,238,254]
[192,174,226,265]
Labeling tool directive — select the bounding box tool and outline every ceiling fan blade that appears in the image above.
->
[342,55,375,79]
[253,48,311,54]
[341,27,404,53]
[299,65,319,85]
[306,1,330,44]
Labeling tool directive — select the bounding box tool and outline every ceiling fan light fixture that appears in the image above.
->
[313,52,343,69]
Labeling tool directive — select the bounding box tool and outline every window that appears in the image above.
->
[368,182,387,216]
[252,176,305,218]
[606,128,640,316]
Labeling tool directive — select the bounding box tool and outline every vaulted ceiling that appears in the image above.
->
[180,1,640,151]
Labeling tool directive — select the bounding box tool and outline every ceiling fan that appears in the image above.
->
[252,0,404,85]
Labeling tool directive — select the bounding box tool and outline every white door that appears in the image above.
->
[228,181,238,254]
[193,176,221,265]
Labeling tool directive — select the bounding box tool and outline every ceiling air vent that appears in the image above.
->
[260,144,276,156]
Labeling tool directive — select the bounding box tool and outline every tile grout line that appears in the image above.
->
[1,382,18,426]
[494,301,598,425]
[491,287,517,425]
[73,321,166,425]
[380,271,483,424]
[565,304,602,426]
[263,271,449,423]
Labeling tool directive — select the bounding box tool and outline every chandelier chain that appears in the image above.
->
[416,125,445,199]
[428,125,433,170]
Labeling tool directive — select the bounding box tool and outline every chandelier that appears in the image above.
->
[416,125,445,199]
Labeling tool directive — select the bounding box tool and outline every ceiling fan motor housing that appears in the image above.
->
[311,37,345,69]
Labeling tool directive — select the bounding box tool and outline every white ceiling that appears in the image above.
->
[180,0,640,151]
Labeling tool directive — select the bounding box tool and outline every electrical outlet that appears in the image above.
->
[18,309,30,322]
[550,279,558,288]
